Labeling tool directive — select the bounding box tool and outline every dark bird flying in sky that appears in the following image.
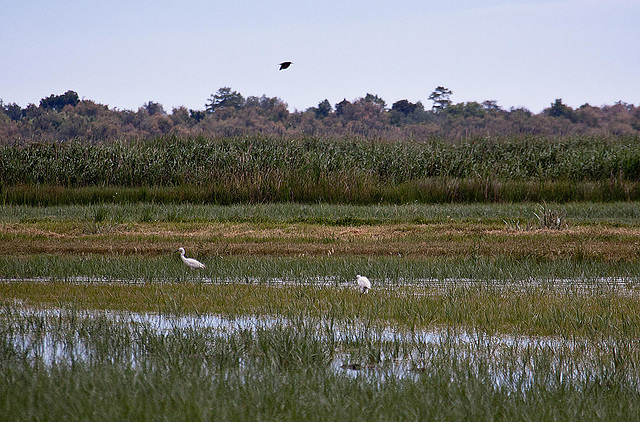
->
[279,61,292,70]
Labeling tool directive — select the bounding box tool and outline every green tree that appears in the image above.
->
[391,99,418,115]
[363,93,386,110]
[189,109,206,122]
[482,100,501,111]
[428,86,452,112]
[143,101,165,116]
[245,95,286,111]
[39,90,80,111]
[315,99,332,118]
[446,102,485,118]
[546,98,575,121]
[335,99,351,117]
[1,102,23,121]
[206,87,245,114]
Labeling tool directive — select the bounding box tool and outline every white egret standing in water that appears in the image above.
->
[356,275,371,294]
[177,247,206,269]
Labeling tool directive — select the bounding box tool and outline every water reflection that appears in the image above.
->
[4,306,638,391]
[3,275,639,294]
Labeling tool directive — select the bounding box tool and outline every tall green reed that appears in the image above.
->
[3,135,640,204]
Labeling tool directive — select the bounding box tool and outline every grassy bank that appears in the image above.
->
[2,253,640,287]
[3,220,640,260]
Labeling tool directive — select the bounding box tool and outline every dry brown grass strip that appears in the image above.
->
[2,221,640,260]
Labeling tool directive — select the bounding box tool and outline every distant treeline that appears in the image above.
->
[3,135,640,205]
[1,88,639,142]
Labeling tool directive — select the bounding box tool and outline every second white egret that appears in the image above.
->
[177,247,206,269]
[356,275,371,294]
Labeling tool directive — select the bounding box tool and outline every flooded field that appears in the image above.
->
[3,269,640,420]
[2,299,640,420]
[5,304,640,388]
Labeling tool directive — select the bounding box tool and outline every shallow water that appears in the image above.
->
[4,305,638,391]
[3,275,639,293]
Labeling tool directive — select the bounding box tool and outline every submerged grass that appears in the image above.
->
[2,277,640,338]
[2,304,640,421]
[2,254,640,286]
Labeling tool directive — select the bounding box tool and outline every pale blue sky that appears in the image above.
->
[1,0,638,113]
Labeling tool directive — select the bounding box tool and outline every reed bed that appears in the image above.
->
[3,135,640,204]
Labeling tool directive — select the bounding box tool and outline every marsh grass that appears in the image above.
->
[5,179,640,205]
[2,304,640,421]
[2,272,640,337]
[3,199,640,419]
[533,202,569,230]
[3,202,640,225]
[2,254,640,288]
